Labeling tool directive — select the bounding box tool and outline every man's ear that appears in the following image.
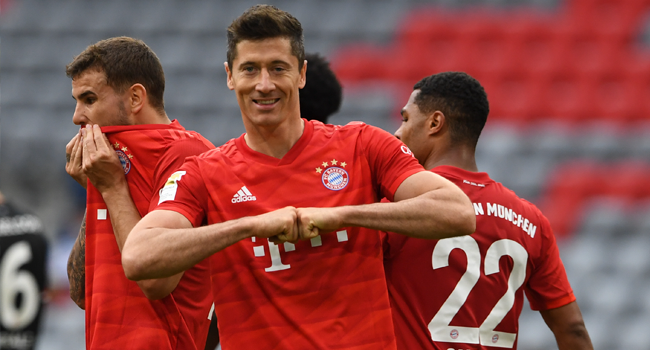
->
[428,110,445,136]
[225,62,234,90]
[129,83,146,114]
[298,59,307,89]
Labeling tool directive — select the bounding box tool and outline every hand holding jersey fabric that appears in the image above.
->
[81,124,126,194]
[65,132,87,188]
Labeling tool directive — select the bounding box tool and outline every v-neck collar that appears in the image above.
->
[235,119,314,166]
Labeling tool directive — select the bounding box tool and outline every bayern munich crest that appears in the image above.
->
[315,159,349,191]
[112,141,133,175]
[322,167,349,191]
[115,150,131,174]
[450,329,459,339]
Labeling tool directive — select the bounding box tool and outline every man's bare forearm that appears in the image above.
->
[343,170,475,239]
[123,208,296,281]
[555,323,593,350]
[67,212,86,309]
[101,182,141,252]
[336,186,474,239]
[100,183,185,299]
[541,302,593,350]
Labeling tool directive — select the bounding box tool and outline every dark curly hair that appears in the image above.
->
[413,72,489,147]
[300,53,342,123]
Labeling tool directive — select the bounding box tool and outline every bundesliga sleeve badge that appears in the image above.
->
[159,171,186,204]
[315,159,349,191]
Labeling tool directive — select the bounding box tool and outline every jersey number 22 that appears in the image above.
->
[428,236,527,348]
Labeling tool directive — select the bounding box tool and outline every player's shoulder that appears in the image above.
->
[312,119,374,135]
[165,129,214,148]
[492,181,553,230]
[191,138,237,161]
[0,202,45,237]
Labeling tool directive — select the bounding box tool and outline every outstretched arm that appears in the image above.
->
[297,170,475,240]
[67,212,86,309]
[540,301,593,350]
[81,125,183,299]
[122,207,299,281]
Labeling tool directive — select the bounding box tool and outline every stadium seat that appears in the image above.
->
[330,44,388,83]
[395,8,459,49]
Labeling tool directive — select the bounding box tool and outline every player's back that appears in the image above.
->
[383,165,575,350]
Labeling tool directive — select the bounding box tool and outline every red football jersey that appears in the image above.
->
[156,120,424,350]
[85,121,215,350]
[383,165,576,350]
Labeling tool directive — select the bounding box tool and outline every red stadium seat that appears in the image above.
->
[602,161,650,198]
[543,77,596,123]
[330,44,388,83]
[486,77,548,123]
[395,8,459,49]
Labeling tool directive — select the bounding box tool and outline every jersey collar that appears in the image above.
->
[235,118,315,166]
[432,165,493,185]
[99,119,183,134]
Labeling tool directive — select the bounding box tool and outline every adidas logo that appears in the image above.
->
[231,186,257,203]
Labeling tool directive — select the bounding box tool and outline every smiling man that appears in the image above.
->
[64,37,214,350]
[122,5,476,350]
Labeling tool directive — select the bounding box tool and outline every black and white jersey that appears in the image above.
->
[0,201,48,350]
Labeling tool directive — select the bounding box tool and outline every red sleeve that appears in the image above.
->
[358,124,424,201]
[148,138,213,212]
[524,213,576,310]
[154,157,209,228]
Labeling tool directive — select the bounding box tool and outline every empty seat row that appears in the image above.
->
[331,0,650,123]
[538,161,650,235]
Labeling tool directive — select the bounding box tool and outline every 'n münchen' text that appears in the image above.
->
[472,202,537,238]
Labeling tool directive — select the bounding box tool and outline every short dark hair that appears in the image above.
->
[227,5,305,71]
[300,53,342,123]
[66,36,165,113]
[413,72,489,147]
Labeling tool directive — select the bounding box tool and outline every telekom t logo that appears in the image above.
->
[252,230,350,272]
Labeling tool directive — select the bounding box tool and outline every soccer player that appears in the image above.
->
[0,191,48,350]
[203,52,342,350]
[383,72,593,350]
[64,37,215,350]
[299,52,342,124]
[122,5,476,350]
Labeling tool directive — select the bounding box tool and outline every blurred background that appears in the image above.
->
[1,0,650,348]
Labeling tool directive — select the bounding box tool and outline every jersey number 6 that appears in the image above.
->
[428,236,528,349]
[1,241,40,330]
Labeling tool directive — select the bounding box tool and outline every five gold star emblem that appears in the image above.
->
[316,159,348,174]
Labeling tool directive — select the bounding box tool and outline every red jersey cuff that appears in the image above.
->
[530,292,576,311]
[154,206,202,228]
[385,168,424,202]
